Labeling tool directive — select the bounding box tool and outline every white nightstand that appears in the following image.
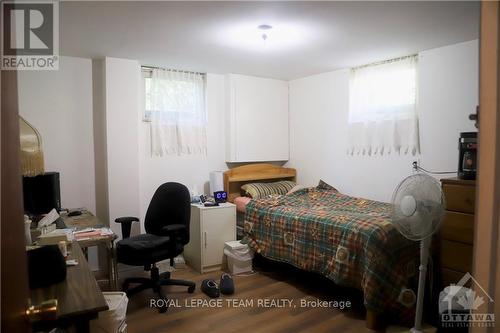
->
[183,203,236,273]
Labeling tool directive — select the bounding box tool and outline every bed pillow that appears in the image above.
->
[241,180,296,199]
[317,179,338,192]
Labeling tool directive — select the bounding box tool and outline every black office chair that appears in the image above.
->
[115,182,195,312]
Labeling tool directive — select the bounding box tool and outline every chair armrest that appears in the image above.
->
[115,217,139,224]
[114,216,139,239]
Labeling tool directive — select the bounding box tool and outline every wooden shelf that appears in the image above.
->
[440,177,476,186]
[228,173,295,182]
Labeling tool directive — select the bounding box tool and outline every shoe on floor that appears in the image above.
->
[201,279,220,298]
[220,273,234,295]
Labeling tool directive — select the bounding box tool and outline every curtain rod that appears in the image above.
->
[352,54,418,70]
[141,65,205,76]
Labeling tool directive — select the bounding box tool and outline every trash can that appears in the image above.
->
[224,241,254,275]
[90,292,128,333]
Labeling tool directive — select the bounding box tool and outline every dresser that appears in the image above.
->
[439,178,476,288]
[183,203,236,273]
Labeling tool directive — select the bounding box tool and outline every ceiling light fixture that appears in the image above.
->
[215,21,317,53]
[258,24,273,41]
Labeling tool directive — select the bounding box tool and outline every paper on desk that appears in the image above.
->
[99,227,114,235]
[37,208,60,228]
[73,227,114,240]
[73,227,93,234]
[74,230,101,239]
[39,228,75,241]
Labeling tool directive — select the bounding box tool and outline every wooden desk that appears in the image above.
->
[63,212,118,290]
[30,241,108,332]
[63,212,101,229]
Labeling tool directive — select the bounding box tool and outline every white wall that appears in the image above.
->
[18,56,96,212]
[103,57,141,237]
[138,73,228,225]
[288,40,478,202]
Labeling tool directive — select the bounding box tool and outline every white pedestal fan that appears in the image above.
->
[391,173,445,333]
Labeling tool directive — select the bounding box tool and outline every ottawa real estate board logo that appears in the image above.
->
[439,272,495,329]
[1,1,59,70]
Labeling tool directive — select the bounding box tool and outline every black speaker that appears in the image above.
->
[23,172,61,215]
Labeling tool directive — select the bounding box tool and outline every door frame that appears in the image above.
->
[1,71,31,331]
[471,2,500,333]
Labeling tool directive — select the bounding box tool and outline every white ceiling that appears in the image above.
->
[60,1,479,80]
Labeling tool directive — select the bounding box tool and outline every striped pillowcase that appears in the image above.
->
[241,181,296,199]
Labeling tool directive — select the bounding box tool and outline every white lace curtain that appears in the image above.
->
[348,55,419,155]
[149,69,207,156]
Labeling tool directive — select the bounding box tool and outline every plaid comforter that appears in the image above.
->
[244,187,419,319]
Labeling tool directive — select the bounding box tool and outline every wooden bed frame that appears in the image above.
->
[222,163,382,329]
[223,163,296,203]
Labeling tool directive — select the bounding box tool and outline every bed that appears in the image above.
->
[223,164,419,329]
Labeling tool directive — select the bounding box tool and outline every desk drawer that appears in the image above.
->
[442,184,475,213]
[441,211,474,244]
[440,240,473,273]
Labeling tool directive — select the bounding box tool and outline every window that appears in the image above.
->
[348,55,419,155]
[143,69,206,123]
[143,67,207,156]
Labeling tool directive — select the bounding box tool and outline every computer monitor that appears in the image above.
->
[23,172,61,215]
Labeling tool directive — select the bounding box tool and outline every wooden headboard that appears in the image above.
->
[223,163,297,203]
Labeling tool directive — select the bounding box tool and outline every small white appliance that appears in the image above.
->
[209,171,224,194]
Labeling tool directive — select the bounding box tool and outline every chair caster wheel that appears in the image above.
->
[188,285,195,293]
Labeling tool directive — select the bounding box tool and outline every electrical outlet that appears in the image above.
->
[412,160,419,171]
